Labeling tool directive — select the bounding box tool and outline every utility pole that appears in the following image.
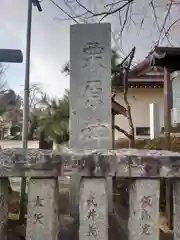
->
[20,0,42,222]
[22,0,32,151]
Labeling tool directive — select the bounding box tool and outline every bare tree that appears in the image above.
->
[50,0,134,23]
[29,83,44,110]
[0,66,21,120]
[50,0,180,50]
[28,83,45,140]
[0,63,7,92]
[113,47,136,147]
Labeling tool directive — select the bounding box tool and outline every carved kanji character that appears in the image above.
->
[141,224,151,235]
[141,209,151,221]
[87,223,97,237]
[87,193,97,208]
[141,196,152,208]
[33,213,44,224]
[87,208,96,221]
[34,196,44,207]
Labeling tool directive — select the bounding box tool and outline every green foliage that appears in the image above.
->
[115,136,180,152]
[111,49,120,70]
[10,125,21,136]
[61,62,70,75]
[142,138,163,150]
[111,49,123,87]
[27,88,70,144]
[0,106,6,116]
[39,92,69,144]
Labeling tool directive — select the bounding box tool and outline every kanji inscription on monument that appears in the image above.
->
[82,42,106,80]
[70,23,112,150]
[129,180,159,240]
[70,23,111,238]
[80,121,110,142]
[83,80,103,109]
[26,179,59,240]
[79,179,108,240]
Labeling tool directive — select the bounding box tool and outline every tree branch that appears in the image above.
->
[105,0,127,9]
[158,0,173,44]
[49,0,79,23]
[123,47,136,147]
[162,17,180,43]
[114,124,132,139]
[117,1,132,40]
[75,0,134,20]
[112,98,127,117]
[150,0,161,33]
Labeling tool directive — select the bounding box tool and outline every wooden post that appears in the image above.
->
[164,67,173,227]
[112,113,115,149]
[26,178,59,240]
[164,67,171,150]
[69,22,112,223]
[0,179,8,240]
[129,180,160,240]
[173,180,180,240]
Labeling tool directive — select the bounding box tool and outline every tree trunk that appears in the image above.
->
[124,97,135,148]
[39,130,53,149]
[28,123,34,140]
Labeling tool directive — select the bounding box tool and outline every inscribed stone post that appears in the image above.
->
[26,178,59,240]
[69,23,112,229]
[129,180,160,240]
[79,179,108,240]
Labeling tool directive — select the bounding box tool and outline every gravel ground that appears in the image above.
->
[0,140,38,149]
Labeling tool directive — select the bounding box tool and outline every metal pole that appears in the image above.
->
[22,0,32,150]
[20,0,32,222]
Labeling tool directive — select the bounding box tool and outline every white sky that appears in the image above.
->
[0,0,70,97]
[0,0,179,98]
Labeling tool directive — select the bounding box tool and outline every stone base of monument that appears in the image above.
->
[7,177,173,240]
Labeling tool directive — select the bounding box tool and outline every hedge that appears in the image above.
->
[115,136,180,152]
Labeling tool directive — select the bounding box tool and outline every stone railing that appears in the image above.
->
[1,148,180,240]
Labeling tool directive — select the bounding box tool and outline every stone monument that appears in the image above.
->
[69,23,112,239]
